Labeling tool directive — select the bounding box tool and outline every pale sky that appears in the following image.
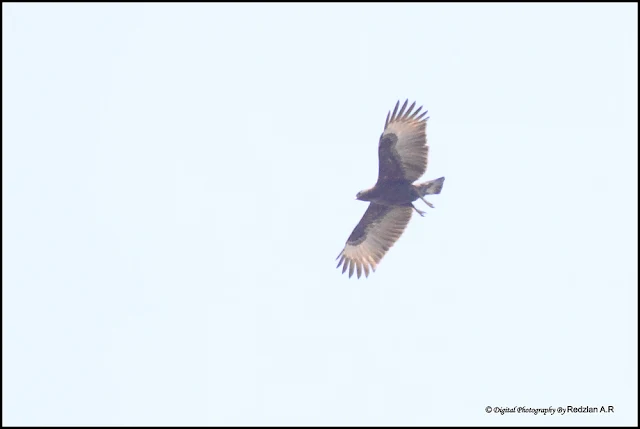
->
[3,3,637,426]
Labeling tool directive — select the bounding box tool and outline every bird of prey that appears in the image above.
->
[336,100,445,279]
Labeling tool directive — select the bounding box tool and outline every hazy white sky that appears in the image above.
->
[3,3,637,426]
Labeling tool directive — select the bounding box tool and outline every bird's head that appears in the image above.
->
[355,189,372,201]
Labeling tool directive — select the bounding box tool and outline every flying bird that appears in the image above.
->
[336,100,445,279]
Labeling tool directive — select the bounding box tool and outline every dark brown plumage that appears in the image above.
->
[336,100,445,279]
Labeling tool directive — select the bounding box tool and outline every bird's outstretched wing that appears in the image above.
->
[377,100,429,184]
[336,203,413,278]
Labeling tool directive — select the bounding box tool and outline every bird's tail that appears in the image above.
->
[415,177,445,196]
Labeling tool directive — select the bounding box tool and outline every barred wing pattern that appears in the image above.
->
[377,100,429,184]
[336,204,413,279]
